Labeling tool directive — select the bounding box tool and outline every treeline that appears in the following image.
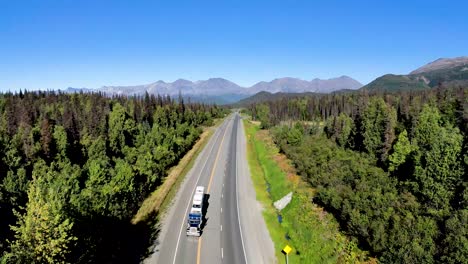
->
[249,87,467,128]
[0,91,226,263]
[248,87,467,263]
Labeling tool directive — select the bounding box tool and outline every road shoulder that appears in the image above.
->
[238,117,276,264]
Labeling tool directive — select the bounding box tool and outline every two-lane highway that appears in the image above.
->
[145,113,274,264]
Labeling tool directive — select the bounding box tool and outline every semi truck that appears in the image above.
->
[186,186,205,236]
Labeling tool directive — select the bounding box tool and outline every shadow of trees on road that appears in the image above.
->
[70,211,160,264]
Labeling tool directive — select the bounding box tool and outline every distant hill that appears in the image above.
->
[65,76,362,104]
[362,56,468,92]
[410,56,468,74]
[361,74,429,92]
[182,93,248,105]
[233,91,319,107]
[411,64,468,87]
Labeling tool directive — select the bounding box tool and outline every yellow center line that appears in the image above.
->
[197,118,230,264]
[196,238,203,264]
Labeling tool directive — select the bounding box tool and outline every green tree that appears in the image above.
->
[108,103,128,153]
[78,136,112,216]
[53,125,68,159]
[6,161,77,264]
[286,125,303,146]
[388,130,414,172]
[297,98,308,121]
[440,209,468,264]
[106,158,136,217]
[382,214,438,263]
[412,104,464,212]
[362,98,397,162]
[327,113,354,147]
[1,168,29,207]
[79,155,136,219]
[413,104,441,151]
[256,104,271,129]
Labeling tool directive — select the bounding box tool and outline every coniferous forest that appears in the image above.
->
[248,87,467,263]
[0,91,225,263]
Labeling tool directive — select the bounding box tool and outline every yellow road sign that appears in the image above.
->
[282,245,292,255]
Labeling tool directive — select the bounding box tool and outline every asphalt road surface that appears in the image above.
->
[145,113,275,264]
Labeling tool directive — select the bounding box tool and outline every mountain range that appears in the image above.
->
[64,56,468,104]
[66,76,363,104]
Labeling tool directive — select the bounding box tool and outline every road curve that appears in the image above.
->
[145,113,274,264]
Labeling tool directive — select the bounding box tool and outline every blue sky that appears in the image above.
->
[1,0,467,91]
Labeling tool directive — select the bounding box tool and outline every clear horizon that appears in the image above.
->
[1,0,467,91]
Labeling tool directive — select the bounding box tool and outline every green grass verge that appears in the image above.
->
[244,122,290,262]
[243,120,371,264]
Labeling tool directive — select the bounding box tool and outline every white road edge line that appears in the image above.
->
[235,114,248,264]
[172,122,225,264]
